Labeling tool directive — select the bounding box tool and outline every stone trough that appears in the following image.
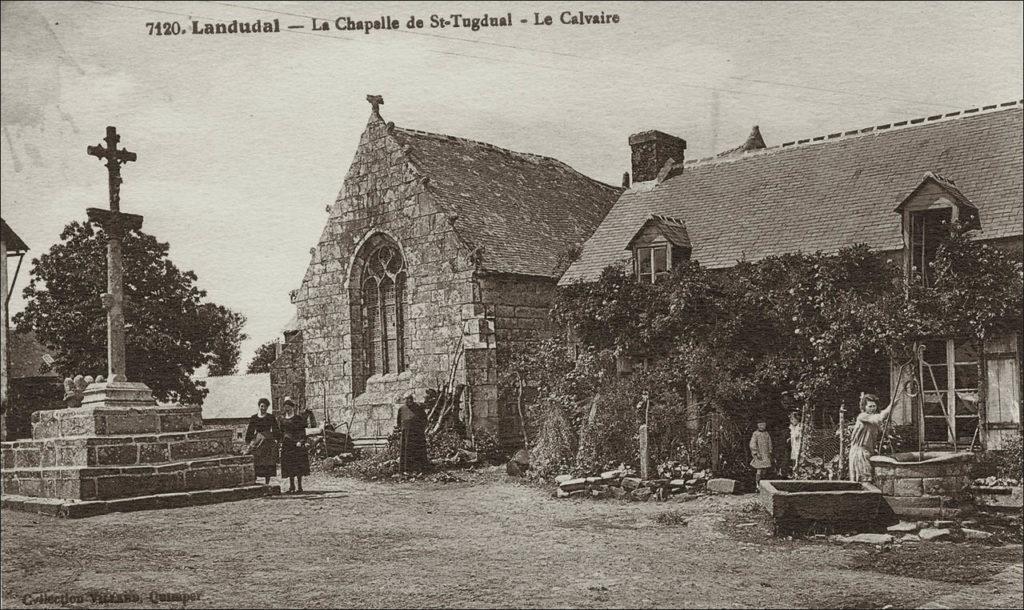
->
[758,480,897,534]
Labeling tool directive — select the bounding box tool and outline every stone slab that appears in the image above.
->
[621,477,642,491]
[882,494,943,511]
[837,533,894,545]
[919,528,954,541]
[558,478,588,492]
[707,478,738,494]
[0,484,280,518]
[30,403,202,439]
[887,521,920,533]
[888,506,962,520]
[973,486,1024,509]
[960,528,993,541]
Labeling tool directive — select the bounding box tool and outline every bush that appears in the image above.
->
[998,432,1023,481]
[969,433,1023,483]
[427,429,465,462]
[471,429,503,463]
[527,396,578,477]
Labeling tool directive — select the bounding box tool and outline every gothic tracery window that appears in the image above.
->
[355,239,408,393]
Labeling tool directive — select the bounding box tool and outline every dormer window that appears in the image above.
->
[636,245,669,283]
[626,214,692,284]
[895,173,980,287]
[908,208,951,286]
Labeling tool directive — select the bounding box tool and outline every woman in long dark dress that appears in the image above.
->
[397,394,429,473]
[279,397,312,493]
[245,398,280,484]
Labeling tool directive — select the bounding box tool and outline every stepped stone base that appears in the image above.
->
[2,454,256,501]
[1,484,280,518]
[1,380,266,517]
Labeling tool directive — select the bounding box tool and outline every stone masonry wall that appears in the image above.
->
[270,330,305,414]
[474,274,557,447]
[293,112,477,444]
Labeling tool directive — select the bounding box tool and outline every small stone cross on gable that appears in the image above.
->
[367,94,384,117]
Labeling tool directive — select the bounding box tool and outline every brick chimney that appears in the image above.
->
[628,130,687,183]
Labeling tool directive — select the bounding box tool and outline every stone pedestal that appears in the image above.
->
[1,381,278,517]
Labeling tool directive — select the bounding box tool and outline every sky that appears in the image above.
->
[2,1,1022,369]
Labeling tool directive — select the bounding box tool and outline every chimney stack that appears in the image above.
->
[621,172,631,188]
[628,130,687,183]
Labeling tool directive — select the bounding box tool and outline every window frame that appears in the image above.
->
[919,338,979,447]
[902,196,959,287]
[356,242,409,391]
[634,243,672,283]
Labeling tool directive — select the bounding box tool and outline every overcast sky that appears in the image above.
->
[2,1,1022,369]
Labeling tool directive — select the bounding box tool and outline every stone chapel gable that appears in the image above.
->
[291,96,621,446]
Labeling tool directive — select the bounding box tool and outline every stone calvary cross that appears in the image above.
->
[86,126,142,383]
[0,125,278,517]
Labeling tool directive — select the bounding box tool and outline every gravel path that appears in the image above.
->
[2,470,1021,608]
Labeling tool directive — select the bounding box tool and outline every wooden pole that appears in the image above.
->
[838,402,847,481]
[639,392,651,480]
[795,402,809,477]
[710,411,720,474]
[516,373,529,447]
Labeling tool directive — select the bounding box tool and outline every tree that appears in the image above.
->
[14,220,247,404]
[204,305,248,376]
[247,340,280,374]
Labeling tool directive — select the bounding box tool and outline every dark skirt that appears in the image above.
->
[280,441,310,477]
[251,438,279,478]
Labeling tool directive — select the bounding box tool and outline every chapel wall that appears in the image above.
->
[292,116,476,444]
[471,274,558,447]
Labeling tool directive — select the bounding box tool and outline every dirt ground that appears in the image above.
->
[2,469,1022,609]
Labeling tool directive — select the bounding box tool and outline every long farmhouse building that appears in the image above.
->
[282,97,1022,452]
[562,101,1023,451]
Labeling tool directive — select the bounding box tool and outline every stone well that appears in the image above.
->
[870,451,973,519]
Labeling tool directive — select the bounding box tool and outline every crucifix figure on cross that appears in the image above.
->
[85,126,142,383]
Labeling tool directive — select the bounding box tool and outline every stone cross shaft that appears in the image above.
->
[85,126,142,383]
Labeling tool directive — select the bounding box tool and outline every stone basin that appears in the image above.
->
[758,480,897,534]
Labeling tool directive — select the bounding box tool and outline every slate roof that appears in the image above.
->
[198,373,271,420]
[561,102,1024,284]
[389,127,622,279]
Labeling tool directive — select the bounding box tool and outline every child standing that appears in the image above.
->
[749,418,773,489]
[788,411,803,471]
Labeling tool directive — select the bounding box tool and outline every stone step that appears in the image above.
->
[30,404,202,439]
[1,483,280,518]
[883,495,944,510]
[2,455,255,501]
[1,428,233,469]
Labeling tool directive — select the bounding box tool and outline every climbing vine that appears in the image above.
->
[510,224,1022,476]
